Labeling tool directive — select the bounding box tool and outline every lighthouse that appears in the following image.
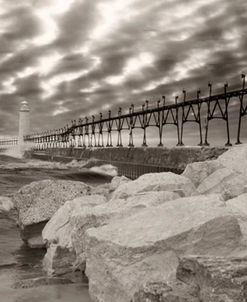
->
[18,100,30,144]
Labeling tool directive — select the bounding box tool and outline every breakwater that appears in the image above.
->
[26,146,227,178]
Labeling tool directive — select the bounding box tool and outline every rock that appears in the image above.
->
[227,193,247,218]
[43,244,77,276]
[107,191,180,211]
[83,194,242,302]
[90,184,110,198]
[18,221,47,248]
[182,160,223,187]
[43,195,107,246]
[43,191,178,277]
[217,144,247,175]
[177,255,247,301]
[226,193,247,242]
[13,179,91,248]
[13,276,74,289]
[71,191,180,267]
[196,167,247,200]
[109,175,131,192]
[42,195,107,276]
[132,281,199,302]
[112,172,196,200]
[0,196,14,213]
[221,174,247,200]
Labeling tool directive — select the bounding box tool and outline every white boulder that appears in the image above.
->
[217,144,247,175]
[83,194,241,302]
[43,190,179,276]
[71,191,180,262]
[42,194,107,276]
[196,167,247,200]
[182,160,223,187]
[112,172,196,200]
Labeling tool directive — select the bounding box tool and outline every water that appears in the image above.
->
[0,154,113,302]
[0,212,92,302]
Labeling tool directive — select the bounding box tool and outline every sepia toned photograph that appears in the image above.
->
[0,0,247,301]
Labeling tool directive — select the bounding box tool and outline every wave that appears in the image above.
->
[89,164,118,177]
[0,143,36,159]
[0,153,118,179]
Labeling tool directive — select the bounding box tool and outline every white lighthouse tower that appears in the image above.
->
[18,100,30,144]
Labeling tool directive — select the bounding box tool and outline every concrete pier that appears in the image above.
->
[26,146,227,179]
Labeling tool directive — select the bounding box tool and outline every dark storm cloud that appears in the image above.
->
[13,74,43,97]
[48,53,97,77]
[52,0,98,50]
[0,47,43,76]
[1,6,42,42]
[0,0,246,141]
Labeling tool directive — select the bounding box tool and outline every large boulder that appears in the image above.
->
[83,194,242,302]
[71,191,180,264]
[182,160,223,187]
[43,190,180,276]
[217,144,247,175]
[196,167,247,200]
[13,179,91,248]
[42,194,107,276]
[177,255,247,301]
[112,172,196,200]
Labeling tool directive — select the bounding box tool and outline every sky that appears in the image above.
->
[0,0,247,145]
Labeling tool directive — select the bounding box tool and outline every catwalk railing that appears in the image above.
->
[23,74,247,150]
[0,137,18,149]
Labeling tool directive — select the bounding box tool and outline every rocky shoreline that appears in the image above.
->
[6,145,247,301]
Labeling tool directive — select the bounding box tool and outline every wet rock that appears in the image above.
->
[0,196,14,213]
[182,160,223,187]
[13,179,92,248]
[112,172,196,200]
[22,222,47,248]
[43,244,77,276]
[13,276,74,289]
[83,194,241,302]
[177,255,247,301]
[42,194,107,276]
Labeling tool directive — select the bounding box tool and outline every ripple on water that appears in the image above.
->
[0,216,93,302]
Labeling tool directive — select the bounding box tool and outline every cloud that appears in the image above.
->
[0,0,246,145]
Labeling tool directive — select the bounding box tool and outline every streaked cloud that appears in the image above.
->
[0,0,246,142]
